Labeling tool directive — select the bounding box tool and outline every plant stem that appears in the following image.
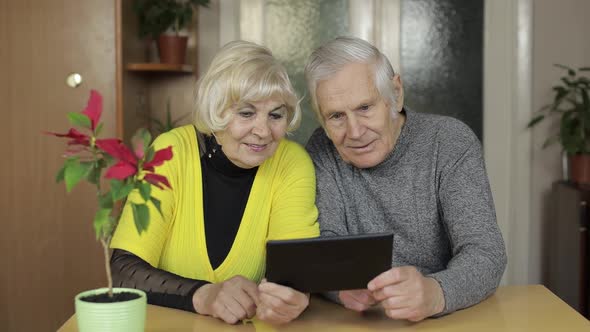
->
[100,237,113,298]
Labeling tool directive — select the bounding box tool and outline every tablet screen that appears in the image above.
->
[265,232,393,293]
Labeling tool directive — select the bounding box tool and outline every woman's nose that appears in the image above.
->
[252,118,270,138]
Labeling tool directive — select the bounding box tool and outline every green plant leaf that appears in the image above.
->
[95,122,104,136]
[67,112,91,129]
[131,203,150,235]
[55,164,66,183]
[190,0,210,8]
[561,77,574,87]
[145,146,155,164]
[527,115,545,128]
[552,86,568,98]
[64,158,92,192]
[560,111,584,154]
[150,196,162,216]
[166,100,173,128]
[138,181,151,202]
[98,191,114,209]
[84,161,101,185]
[554,63,576,76]
[148,116,165,133]
[111,180,134,201]
[581,88,590,112]
[93,208,112,239]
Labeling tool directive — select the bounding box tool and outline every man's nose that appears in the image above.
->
[346,115,364,139]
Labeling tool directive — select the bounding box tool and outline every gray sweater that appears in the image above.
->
[305,109,507,315]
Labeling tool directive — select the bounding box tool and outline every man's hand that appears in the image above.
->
[368,266,445,322]
[338,289,377,312]
[192,275,259,324]
[256,280,309,325]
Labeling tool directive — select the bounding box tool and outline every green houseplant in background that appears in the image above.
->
[46,90,174,331]
[528,64,590,185]
[148,97,191,136]
[134,0,210,64]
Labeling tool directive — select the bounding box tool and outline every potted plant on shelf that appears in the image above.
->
[528,64,590,185]
[134,0,210,65]
[46,90,174,331]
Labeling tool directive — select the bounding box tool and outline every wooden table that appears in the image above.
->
[58,285,590,331]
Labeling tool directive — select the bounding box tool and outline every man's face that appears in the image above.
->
[316,62,403,168]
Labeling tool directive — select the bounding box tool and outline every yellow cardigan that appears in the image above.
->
[110,125,319,283]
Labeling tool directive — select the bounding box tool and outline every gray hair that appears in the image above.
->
[304,36,397,124]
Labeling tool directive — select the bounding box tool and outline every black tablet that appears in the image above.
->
[265,232,393,293]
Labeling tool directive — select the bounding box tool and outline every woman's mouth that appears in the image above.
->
[245,143,268,152]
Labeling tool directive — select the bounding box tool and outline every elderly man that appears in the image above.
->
[304,36,506,321]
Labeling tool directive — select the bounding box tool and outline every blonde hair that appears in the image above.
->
[194,40,301,134]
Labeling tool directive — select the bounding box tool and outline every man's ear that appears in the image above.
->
[392,73,404,113]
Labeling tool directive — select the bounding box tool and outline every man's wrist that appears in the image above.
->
[426,277,445,316]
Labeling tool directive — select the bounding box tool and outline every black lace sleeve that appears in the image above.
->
[110,249,210,312]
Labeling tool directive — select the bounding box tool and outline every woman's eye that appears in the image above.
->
[269,112,284,120]
[238,111,254,118]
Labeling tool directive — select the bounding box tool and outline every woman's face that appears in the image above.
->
[215,98,289,169]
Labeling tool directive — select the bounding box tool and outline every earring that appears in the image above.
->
[207,134,217,158]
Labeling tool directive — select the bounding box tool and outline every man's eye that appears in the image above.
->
[329,113,344,120]
[360,105,370,111]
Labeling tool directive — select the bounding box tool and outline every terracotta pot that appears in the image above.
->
[569,154,590,185]
[157,35,188,64]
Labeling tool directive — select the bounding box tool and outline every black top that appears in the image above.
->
[111,133,256,313]
[201,135,257,269]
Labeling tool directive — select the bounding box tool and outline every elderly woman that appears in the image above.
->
[109,41,318,325]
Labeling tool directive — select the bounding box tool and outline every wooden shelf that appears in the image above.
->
[125,63,194,73]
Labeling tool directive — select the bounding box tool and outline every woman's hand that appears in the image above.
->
[192,275,259,324]
[256,279,310,325]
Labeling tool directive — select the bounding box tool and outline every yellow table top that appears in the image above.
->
[58,285,590,331]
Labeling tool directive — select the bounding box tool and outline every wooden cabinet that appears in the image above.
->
[115,0,198,143]
[548,181,589,318]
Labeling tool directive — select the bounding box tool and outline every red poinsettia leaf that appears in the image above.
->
[143,146,173,169]
[45,128,87,139]
[45,128,90,146]
[144,173,172,190]
[104,161,137,180]
[63,145,86,157]
[82,90,103,130]
[96,138,137,166]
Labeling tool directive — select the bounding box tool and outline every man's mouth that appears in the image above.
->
[346,140,376,153]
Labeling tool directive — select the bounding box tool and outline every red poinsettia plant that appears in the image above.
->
[47,90,173,297]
